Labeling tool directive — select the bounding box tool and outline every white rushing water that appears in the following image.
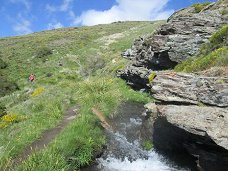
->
[96,151,186,171]
[93,131,188,171]
[82,103,193,171]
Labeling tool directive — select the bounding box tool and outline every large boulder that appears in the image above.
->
[145,103,228,171]
[117,66,151,90]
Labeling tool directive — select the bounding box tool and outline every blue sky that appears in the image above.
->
[0,0,217,37]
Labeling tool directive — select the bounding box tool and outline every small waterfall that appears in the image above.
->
[82,102,192,171]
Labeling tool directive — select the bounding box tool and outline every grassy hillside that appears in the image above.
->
[0,21,163,170]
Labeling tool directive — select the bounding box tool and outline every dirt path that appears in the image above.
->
[8,105,79,170]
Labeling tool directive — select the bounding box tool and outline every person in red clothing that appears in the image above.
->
[28,74,35,82]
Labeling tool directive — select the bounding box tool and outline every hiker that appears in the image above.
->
[28,74,35,82]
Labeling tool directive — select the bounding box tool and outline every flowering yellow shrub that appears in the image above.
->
[31,87,45,97]
[2,114,17,122]
[148,72,156,83]
[0,113,27,129]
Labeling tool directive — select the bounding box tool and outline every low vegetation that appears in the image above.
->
[35,46,53,59]
[192,2,211,13]
[175,24,228,72]
[148,72,156,83]
[0,102,6,117]
[0,58,7,69]
[142,140,153,151]
[221,9,228,15]
[0,21,162,170]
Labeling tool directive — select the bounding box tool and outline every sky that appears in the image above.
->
[0,0,217,37]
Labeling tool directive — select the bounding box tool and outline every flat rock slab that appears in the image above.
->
[150,72,228,107]
[155,105,228,150]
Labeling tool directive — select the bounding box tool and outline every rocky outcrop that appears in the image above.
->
[150,71,228,107]
[142,70,228,170]
[117,66,151,89]
[119,1,227,85]
[145,103,228,171]
[118,1,228,170]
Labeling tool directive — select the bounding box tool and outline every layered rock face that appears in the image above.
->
[118,2,227,86]
[150,72,228,107]
[144,72,228,171]
[118,1,228,170]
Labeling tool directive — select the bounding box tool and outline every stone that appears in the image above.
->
[117,66,151,90]
[147,104,228,171]
[118,1,227,76]
[150,71,228,107]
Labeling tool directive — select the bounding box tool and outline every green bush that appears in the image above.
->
[0,75,19,97]
[209,25,228,46]
[79,55,105,77]
[200,24,228,55]
[148,72,156,83]
[142,140,153,151]
[0,102,6,117]
[0,58,7,69]
[221,9,228,15]
[192,2,211,13]
[35,46,53,59]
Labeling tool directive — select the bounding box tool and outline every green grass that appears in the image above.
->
[192,2,211,13]
[142,140,153,151]
[0,21,160,170]
[175,24,228,72]
[221,9,228,15]
[175,47,228,72]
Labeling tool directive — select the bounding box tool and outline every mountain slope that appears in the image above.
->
[0,21,163,170]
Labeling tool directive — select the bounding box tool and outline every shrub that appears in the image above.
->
[0,102,6,117]
[148,72,156,83]
[221,9,228,15]
[2,113,18,122]
[35,46,53,60]
[0,75,19,97]
[200,25,228,55]
[31,87,45,97]
[192,2,211,13]
[0,58,7,69]
[0,113,26,129]
[142,140,153,151]
[209,25,228,47]
[79,55,105,77]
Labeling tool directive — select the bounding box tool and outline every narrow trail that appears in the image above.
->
[8,105,79,171]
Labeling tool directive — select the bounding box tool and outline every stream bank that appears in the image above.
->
[82,102,197,171]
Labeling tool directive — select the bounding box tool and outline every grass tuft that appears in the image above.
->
[192,2,211,13]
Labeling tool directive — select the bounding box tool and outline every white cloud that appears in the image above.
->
[10,0,31,10]
[47,22,64,30]
[46,0,74,12]
[60,0,74,11]
[13,18,32,35]
[73,0,174,26]
[46,4,56,12]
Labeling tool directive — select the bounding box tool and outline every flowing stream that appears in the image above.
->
[82,102,194,171]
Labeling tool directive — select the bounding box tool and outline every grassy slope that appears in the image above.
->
[0,21,164,170]
[175,24,228,72]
